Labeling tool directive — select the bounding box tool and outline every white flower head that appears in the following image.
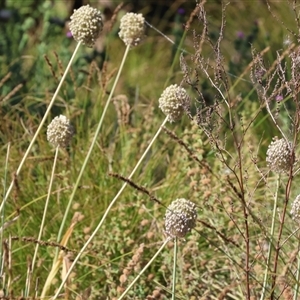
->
[69,5,103,47]
[47,115,74,148]
[118,12,145,47]
[165,198,197,238]
[266,137,293,174]
[158,84,189,122]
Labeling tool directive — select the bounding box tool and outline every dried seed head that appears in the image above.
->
[158,84,188,122]
[47,115,74,148]
[165,198,197,238]
[69,5,103,47]
[266,137,293,174]
[118,12,145,47]
[291,194,300,223]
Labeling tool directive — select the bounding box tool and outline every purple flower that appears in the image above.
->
[275,95,283,102]
[237,31,245,39]
[178,8,185,15]
[66,31,73,38]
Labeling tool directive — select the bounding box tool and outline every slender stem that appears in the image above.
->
[242,191,250,300]
[293,234,300,300]
[271,171,293,299]
[29,147,59,290]
[7,237,11,293]
[232,130,250,299]
[0,143,10,278]
[200,66,232,126]
[51,116,169,299]
[0,41,82,215]
[260,174,280,300]
[54,44,131,259]
[118,238,171,300]
[144,20,190,56]
[171,237,178,300]
[265,101,288,144]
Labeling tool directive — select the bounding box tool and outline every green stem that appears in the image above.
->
[118,238,171,300]
[260,174,280,300]
[171,237,178,300]
[0,41,82,215]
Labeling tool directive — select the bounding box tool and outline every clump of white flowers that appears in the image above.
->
[165,198,197,238]
[266,137,293,174]
[118,12,145,47]
[69,5,103,47]
[158,84,189,122]
[47,115,74,148]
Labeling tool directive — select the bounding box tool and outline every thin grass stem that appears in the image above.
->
[0,41,82,215]
[29,146,59,295]
[54,44,131,261]
[118,238,171,300]
[144,20,190,56]
[0,142,10,277]
[260,174,280,300]
[51,115,169,299]
[293,236,300,300]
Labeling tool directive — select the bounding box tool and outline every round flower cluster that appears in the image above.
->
[291,194,300,223]
[165,198,197,238]
[158,84,188,122]
[118,12,145,47]
[69,5,103,47]
[47,115,74,148]
[266,137,293,174]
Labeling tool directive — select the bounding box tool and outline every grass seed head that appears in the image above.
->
[266,137,293,174]
[69,4,103,47]
[165,198,197,238]
[291,194,300,223]
[118,12,145,47]
[158,84,188,122]
[47,115,74,148]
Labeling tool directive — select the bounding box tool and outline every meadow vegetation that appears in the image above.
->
[1,0,300,299]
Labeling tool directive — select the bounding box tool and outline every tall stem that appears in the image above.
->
[51,116,168,299]
[171,237,178,300]
[260,174,280,300]
[293,235,300,300]
[271,171,293,299]
[30,147,60,281]
[0,143,10,278]
[0,42,82,215]
[55,44,131,258]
